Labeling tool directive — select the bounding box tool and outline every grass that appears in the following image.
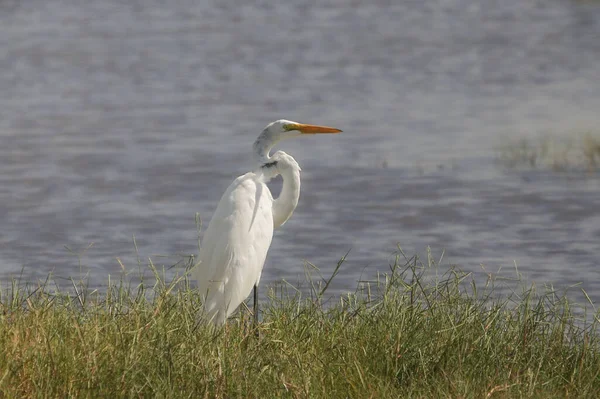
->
[497,132,600,173]
[0,250,599,398]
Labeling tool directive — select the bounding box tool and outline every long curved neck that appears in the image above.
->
[253,129,279,163]
[272,167,301,229]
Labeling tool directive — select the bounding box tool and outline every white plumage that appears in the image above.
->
[196,172,274,324]
[193,120,341,324]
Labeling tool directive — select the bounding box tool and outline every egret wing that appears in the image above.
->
[195,172,274,323]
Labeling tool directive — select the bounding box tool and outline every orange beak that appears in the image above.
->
[293,123,343,134]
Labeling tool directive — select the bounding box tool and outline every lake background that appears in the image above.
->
[1,0,599,304]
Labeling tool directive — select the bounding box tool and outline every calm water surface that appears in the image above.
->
[1,0,599,303]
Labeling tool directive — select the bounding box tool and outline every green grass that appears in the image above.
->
[0,250,599,398]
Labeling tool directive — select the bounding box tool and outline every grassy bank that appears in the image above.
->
[0,252,598,398]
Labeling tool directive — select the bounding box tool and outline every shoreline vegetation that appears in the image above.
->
[497,132,600,173]
[0,249,598,397]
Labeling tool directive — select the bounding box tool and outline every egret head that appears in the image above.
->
[254,119,342,162]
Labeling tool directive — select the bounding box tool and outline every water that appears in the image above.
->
[0,0,599,303]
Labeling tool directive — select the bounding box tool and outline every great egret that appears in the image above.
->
[194,120,342,325]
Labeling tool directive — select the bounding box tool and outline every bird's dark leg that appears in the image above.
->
[253,284,259,326]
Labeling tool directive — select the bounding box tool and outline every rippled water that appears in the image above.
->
[1,0,599,302]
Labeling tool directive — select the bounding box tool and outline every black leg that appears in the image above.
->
[253,284,259,326]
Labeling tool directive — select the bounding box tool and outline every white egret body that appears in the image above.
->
[194,120,342,324]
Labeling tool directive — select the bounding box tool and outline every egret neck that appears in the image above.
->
[272,161,301,229]
[252,128,279,164]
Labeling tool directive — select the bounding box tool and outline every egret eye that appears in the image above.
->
[282,124,291,131]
